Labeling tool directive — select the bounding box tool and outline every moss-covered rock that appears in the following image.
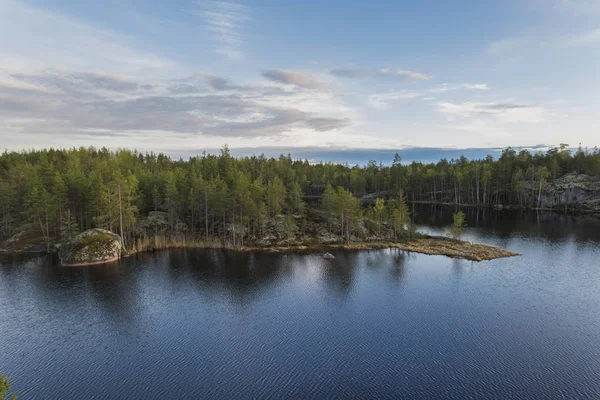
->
[541,173,600,213]
[0,224,46,253]
[58,228,122,266]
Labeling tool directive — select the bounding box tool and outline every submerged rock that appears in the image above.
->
[323,252,335,260]
[58,229,122,266]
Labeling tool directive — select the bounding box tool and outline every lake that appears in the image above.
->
[2,206,600,399]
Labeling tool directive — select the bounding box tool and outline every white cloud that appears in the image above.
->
[0,74,55,94]
[0,0,594,151]
[488,27,600,55]
[486,38,527,55]
[437,102,546,123]
[367,84,489,109]
[429,83,489,93]
[262,69,330,90]
[0,0,179,77]
[0,1,364,151]
[192,1,250,59]
[368,91,420,109]
[0,69,355,140]
[567,27,600,45]
[380,68,431,81]
[330,67,431,81]
[462,84,489,90]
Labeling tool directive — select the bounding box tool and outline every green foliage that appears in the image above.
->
[370,198,387,235]
[0,374,17,400]
[266,177,286,217]
[391,191,410,240]
[452,211,467,239]
[285,213,295,246]
[0,144,599,248]
[60,209,79,240]
[322,185,361,241]
[288,182,305,215]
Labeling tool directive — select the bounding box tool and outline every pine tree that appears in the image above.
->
[452,211,466,239]
[60,209,79,240]
[266,177,286,217]
[391,190,409,240]
[373,198,387,236]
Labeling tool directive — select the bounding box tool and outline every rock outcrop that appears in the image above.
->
[0,224,46,253]
[58,229,122,266]
[137,211,188,236]
[541,173,600,214]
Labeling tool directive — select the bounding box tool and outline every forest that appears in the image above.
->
[0,143,598,252]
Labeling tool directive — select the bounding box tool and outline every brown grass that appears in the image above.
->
[126,234,518,262]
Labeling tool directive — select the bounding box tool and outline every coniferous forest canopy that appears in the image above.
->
[0,144,599,251]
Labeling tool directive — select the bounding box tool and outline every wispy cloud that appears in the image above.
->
[429,83,489,93]
[567,27,600,45]
[368,91,420,109]
[368,84,488,109]
[1,68,353,140]
[168,73,243,93]
[12,70,141,94]
[437,102,546,123]
[262,69,329,90]
[0,74,55,94]
[486,38,527,55]
[487,27,600,54]
[330,67,431,81]
[0,0,178,77]
[192,1,250,59]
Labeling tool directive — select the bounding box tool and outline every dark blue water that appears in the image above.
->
[2,208,600,399]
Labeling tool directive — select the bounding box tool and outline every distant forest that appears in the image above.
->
[0,144,598,250]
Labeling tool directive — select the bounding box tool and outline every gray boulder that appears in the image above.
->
[59,228,122,266]
[541,173,600,213]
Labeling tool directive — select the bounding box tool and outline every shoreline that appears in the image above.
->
[123,236,519,263]
[2,236,520,265]
[410,201,600,216]
[61,256,121,267]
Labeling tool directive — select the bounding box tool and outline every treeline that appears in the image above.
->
[0,144,598,249]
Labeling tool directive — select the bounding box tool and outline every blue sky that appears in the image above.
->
[1,0,599,157]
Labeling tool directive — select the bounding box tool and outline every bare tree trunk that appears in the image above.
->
[118,182,125,250]
[240,206,244,248]
[204,185,209,240]
[454,182,458,205]
[59,208,63,239]
[37,213,49,253]
[340,207,344,240]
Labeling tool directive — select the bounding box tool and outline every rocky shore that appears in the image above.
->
[236,237,518,262]
[57,229,123,266]
[1,229,517,265]
[1,211,519,265]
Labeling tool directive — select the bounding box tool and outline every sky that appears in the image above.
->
[0,0,599,159]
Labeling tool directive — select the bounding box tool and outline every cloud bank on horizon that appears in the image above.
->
[0,0,598,153]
